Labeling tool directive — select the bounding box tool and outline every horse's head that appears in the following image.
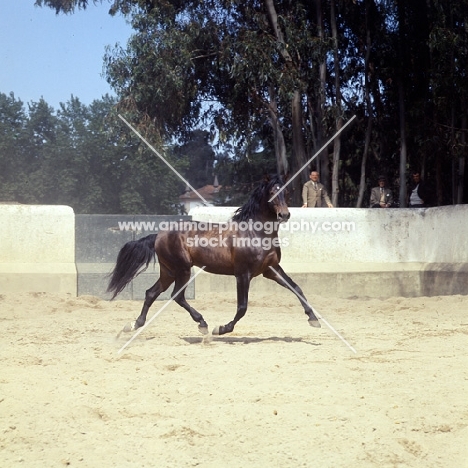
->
[266,177,290,222]
[231,176,290,224]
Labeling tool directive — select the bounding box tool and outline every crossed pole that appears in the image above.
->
[120,112,356,205]
[117,114,358,354]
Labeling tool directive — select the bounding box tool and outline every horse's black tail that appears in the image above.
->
[107,234,157,300]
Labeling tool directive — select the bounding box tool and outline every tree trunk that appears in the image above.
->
[457,114,466,204]
[330,0,341,207]
[398,78,408,207]
[397,0,407,207]
[267,85,288,178]
[264,0,307,205]
[357,1,373,208]
[451,105,457,204]
[291,90,309,206]
[315,0,329,186]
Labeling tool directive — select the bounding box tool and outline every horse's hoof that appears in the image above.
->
[198,325,209,335]
[123,321,136,333]
[212,326,220,336]
[308,319,321,328]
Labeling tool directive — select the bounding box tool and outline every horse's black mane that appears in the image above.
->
[231,176,284,222]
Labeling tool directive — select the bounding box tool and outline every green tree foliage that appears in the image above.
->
[34,0,89,14]
[98,0,337,203]
[0,92,186,213]
[173,130,216,189]
[215,142,278,206]
[30,0,468,207]
[0,93,29,202]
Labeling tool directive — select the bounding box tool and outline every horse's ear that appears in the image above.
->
[262,173,283,183]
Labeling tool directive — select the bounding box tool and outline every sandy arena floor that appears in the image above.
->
[0,290,467,467]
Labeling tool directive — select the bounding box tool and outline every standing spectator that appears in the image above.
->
[302,171,333,208]
[408,171,430,207]
[370,175,394,208]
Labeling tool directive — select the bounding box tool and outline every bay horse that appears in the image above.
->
[107,176,321,335]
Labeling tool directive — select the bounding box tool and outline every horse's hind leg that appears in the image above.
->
[263,266,321,328]
[131,267,174,331]
[172,269,209,334]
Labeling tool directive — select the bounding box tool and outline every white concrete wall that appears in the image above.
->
[0,203,465,298]
[0,204,76,294]
[190,205,468,297]
[190,205,468,265]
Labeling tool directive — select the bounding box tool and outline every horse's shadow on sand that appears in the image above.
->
[182,336,322,346]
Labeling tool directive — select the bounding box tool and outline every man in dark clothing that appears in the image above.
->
[408,172,431,207]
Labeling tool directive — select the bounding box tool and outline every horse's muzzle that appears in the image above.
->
[277,211,291,222]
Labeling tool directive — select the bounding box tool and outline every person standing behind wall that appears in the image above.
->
[370,175,394,208]
[302,171,334,208]
[408,171,431,207]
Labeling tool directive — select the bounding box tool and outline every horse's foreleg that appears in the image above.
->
[212,273,250,335]
[263,266,321,328]
[172,270,209,335]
